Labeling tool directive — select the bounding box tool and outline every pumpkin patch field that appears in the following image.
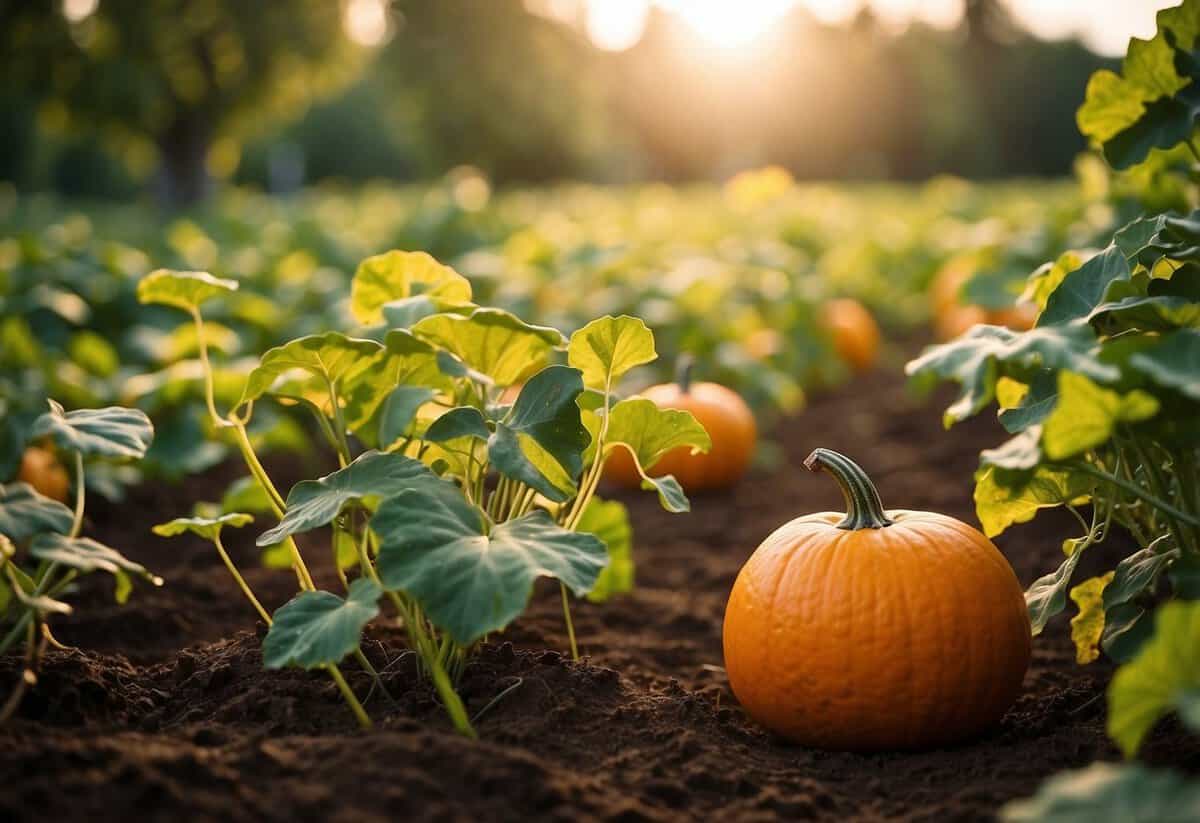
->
[5,2,1200,821]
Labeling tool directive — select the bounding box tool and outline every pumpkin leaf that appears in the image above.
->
[906,321,1119,427]
[1104,537,1179,611]
[600,397,710,513]
[412,308,566,387]
[1037,246,1132,328]
[1069,573,1113,665]
[220,476,275,515]
[1128,328,1200,400]
[256,451,439,546]
[382,296,475,329]
[240,333,383,405]
[489,366,588,502]
[349,250,472,324]
[577,497,634,603]
[980,428,1043,472]
[153,512,254,542]
[1102,603,1155,664]
[974,464,1095,539]
[373,482,607,646]
[1027,549,1084,636]
[31,401,154,460]
[1108,600,1200,758]
[30,533,162,601]
[378,386,436,448]
[137,269,238,312]
[1041,372,1160,460]
[999,371,1059,434]
[0,482,74,541]
[567,315,657,390]
[1001,763,1200,822]
[425,407,491,444]
[262,578,381,669]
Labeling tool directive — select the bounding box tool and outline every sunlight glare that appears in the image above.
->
[343,0,390,48]
[659,0,796,49]
[587,0,649,52]
[61,0,99,24]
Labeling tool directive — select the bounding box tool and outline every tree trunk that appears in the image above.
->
[156,112,212,207]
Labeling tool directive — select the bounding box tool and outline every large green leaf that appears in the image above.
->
[0,482,74,541]
[489,366,588,502]
[137,269,238,312]
[373,482,607,645]
[999,371,1059,434]
[1108,600,1200,757]
[974,464,1094,539]
[31,401,153,461]
[1001,763,1200,822]
[240,333,383,405]
[349,250,472,324]
[1038,247,1131,327]
[377,386,436,448]
[412,308,566,387]
[1128,328,1200,400]
[424,407,491,443]
[153,512,254,543]
[577,497,634,603]
[567,315,657,390]
[1041,372,1160,460]
[30,533,162,601]
[262,578,382,669]
[906,321,1118,427]
[600,397,711,513]
[257,451,439,546]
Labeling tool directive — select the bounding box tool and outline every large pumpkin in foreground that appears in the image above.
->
[604,358,756,492]
[723,448,1030,751]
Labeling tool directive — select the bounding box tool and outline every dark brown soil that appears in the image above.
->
[2,362,1196,822]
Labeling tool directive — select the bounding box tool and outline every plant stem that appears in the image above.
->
[191,308,225,427]
[69,451,85,538]
[1073,462,1200,528]
[324,663,372,730]
[213,534,272,625]
[803,448,894,530]
[326,378,352,468]
[560,582,579,661]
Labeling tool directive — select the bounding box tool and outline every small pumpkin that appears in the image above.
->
[17,445,71,503]
[604,357,756,492]
[723,448,1030,751]
[820,298,880,373]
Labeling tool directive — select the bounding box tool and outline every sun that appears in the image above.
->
[658,0,797,49]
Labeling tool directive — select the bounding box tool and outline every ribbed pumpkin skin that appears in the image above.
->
[723,510,1031,751]
[604,381,756,492]
[821,298,880,373]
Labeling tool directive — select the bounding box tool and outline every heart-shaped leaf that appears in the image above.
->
[241,333,384,405]
[153,512,254,542]
[600,397,710,512]
[262,578,382,669]
[350,251,472,324]
[137,269,238,312]
[1108,600,1200,757]
[0,482,74,541]
[567,315,657,390]
[975,464,1095,540]
[577,497,634,603]
[413,308,566,387]
[378,386,437,448]
[373,482,607,645]
[489,366,588,502]
[425,407,490,443]
[257,451,439,546]
[30,533,162,602]
[31,401,154,460]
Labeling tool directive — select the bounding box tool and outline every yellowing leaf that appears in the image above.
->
[567,315,656,390]
[137,269,238,312]
[350,251,472,324]
[1070,573,1114,665]
[1042,372,1160,460]
[995,377,1029,410]
[974,465,1094,538]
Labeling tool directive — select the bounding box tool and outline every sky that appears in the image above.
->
[565,0,1180,56]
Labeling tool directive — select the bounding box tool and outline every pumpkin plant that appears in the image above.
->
[604,356,754,493]
[723,448,1030,750]
[137,251,709,735]
[915,2,1200,806]
[0,400,159,722]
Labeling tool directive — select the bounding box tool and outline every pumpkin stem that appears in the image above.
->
[675,354,695,394]
[803,448,894,530]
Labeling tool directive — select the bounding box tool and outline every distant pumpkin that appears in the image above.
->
[604,357,755,492]
[18,445,70,503]
[821,298,880,373]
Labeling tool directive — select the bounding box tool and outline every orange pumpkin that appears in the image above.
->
[988,301,1038,332]
[935,303,988,341]
[605,358,756,492]
[18,445,71,503]
[820,298,880,373]
[723,448,1030,751]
